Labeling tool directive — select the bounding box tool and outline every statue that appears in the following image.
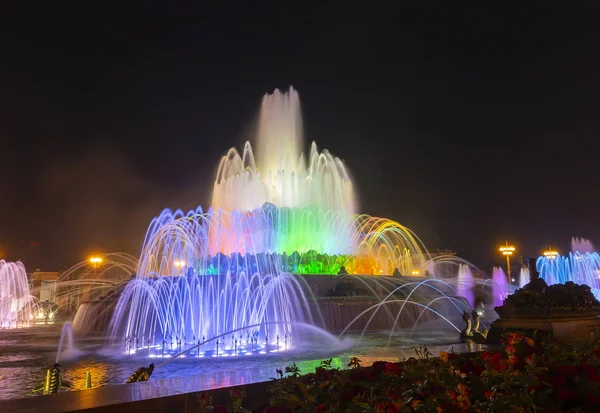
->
[471,310,488,338]
[126,363,155,383]
[459,311,487,344]
[34,363,72,394]
[85,370,92,389]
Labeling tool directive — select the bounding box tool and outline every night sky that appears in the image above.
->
[2,2,600,271]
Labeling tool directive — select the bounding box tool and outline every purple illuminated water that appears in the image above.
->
[456,264,474,308]
[572,237,595,254]
[492,267,509,307]
[0,324,469,400]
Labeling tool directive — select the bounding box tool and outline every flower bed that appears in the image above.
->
[197,333,600,412]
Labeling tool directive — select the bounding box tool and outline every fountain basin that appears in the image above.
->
[486,314,600,344]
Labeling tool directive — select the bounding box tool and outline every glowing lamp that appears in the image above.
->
[89,256,103,268]
[174,260,186,272]
[411,270,420,276]
[499,244,515,256]
[498,241,516,283]
[543,247,558,260]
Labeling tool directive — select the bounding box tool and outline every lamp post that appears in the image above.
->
[543,247,558,260]
[88,256,103,301]
[499,242,515,284]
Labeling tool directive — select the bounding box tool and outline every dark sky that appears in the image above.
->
[2,1,600,271]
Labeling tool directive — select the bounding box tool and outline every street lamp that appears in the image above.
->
[89,256,103,269]
[88,256,103,302]
[543,247,558,260]
[499,242,515,283]
[174,259,186,274]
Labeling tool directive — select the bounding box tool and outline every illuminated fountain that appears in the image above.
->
[64,253,138,333]
[212,86,356,214]
[108,87,464,358]
[572,237,595,254]
[492,267,509,307]
[456,264,474,308]
[538,238,600,299]
[519,266,530,289]
[0,260,37,328]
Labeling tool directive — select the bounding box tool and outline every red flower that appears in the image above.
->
[383,402,401,413]
[578,363,600,382]
[439,401,464,413]
[541,374,567,388]
[587,394,600,406]
[557,387,578,401]
[263,407,293,413]
[316,403,329,412]
[385,362,402,375]
[386,388,398,400]
[459,360,485,376]
[376,402,400,413]
[371,361,388,373]
[555,365,578,377]
[487,353,507,371]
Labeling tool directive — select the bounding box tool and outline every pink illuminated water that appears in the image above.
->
[492,267,509,307]
[456,264,474,308]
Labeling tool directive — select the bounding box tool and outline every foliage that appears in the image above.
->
[195,333,600,412]
[264,334,600,412]
[498,280,600,317]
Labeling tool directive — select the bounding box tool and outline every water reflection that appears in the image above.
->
[0,324,468,400]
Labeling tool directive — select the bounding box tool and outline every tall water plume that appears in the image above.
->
[0,260,37,328]
[538,249,600,299]
[572,237,595,254]
[519,266,531,289]
[212,87,357,214]
[492,267,509,307]
[456,264,474,307]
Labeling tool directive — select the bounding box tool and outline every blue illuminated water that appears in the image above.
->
[0,323,469,400]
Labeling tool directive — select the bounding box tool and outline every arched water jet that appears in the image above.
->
[334,279,466,344]
[341,299,462,342]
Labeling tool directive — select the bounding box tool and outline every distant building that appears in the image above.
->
[29,270,61,305]
[427,249,457,258]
